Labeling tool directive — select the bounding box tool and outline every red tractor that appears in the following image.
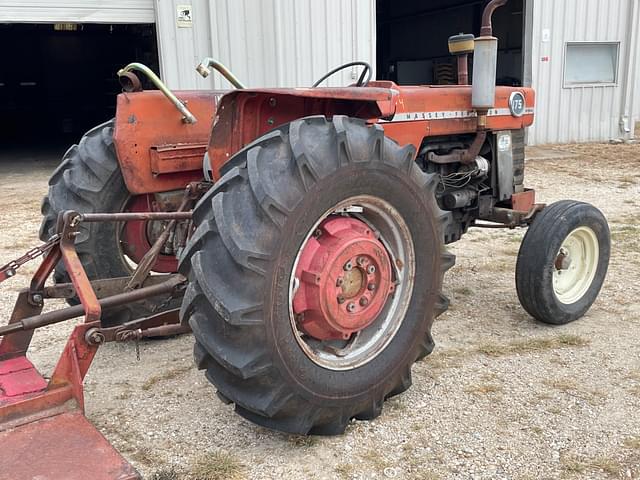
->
[0,1,609,477]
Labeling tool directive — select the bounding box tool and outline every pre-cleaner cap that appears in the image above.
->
[448,33,475,55]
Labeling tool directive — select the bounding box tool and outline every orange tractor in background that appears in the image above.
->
[0,1,610,478]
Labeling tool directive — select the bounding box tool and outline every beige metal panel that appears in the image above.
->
[0,0,156,23]
[623,0,640,139]
[154,0,376,90]
[529,0,633,144]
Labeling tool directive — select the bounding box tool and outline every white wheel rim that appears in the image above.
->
[552,226,599,305]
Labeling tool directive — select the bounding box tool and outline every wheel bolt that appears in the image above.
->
[344,261,353,271]
[347,302,356,313]
[337,295,346,304]
[367,283,376,291]
[367,265,376,274]
[359,297,369,307]
[336,277,344,287]
[357,256,367,266]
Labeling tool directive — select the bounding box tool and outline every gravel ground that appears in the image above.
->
[0,143,639,480]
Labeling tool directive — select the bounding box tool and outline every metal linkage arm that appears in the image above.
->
[0,275,186,337]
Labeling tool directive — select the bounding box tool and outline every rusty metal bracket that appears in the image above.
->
[84,308,189,346]
[427,130,488,165]
[476,203,546,229]
[124,182,206,291]
[60,211,102,324]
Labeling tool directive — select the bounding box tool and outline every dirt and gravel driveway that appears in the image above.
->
[0,143,638,480]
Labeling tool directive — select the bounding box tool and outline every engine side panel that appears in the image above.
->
[113,90,223,195]
[379,85,535,148]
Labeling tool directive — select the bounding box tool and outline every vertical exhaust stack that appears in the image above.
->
[472,0,508,126]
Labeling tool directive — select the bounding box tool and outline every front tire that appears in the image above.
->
[179,116,455,435]
[516,201,610,325]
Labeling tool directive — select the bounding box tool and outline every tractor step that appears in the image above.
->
[0,410,140,480]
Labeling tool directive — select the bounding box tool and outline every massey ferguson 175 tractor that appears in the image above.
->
[0,1,610,478]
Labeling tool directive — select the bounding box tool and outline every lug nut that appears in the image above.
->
[347,302,356,313]
[344,261,353,271]
[359,297,369,307]
[337,295,346,304]
[367,265,376,274]
[336,277,344,287]
[367,283,376,291]
[356,256,367,266]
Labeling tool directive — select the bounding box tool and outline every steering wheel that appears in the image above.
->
[312,61,372,88]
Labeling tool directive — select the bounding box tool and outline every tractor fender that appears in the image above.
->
[207,85,399,180]
[113,90,223,195]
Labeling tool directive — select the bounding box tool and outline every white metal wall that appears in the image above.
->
[528,0,639,144]
[154,0,376,90]
[0,0,155,23]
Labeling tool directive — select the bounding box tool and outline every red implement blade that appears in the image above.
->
[0,410,140,480]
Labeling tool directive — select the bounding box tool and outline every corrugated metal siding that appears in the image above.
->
[624,1,640,138]
[529,0,634,144]
[0,1,156,23]
[154,0,376,90]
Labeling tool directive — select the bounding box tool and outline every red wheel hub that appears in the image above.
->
[292,216,394,341]
[120,195,178,273]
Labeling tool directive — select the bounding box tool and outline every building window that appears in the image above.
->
[564,42,619,86]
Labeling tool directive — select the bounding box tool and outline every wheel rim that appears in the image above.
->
[288,196,415,371]
[552,226,599,305]
[118,194,179,273]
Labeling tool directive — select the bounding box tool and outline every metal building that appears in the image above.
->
[1,0,638,146]
[155,0,376,90]
[527,0,640,144]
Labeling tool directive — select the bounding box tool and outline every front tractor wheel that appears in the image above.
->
[516,201,611,325]
[179,116,455,435]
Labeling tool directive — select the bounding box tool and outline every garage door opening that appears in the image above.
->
[0,23,159,162]
[376,0,524,86]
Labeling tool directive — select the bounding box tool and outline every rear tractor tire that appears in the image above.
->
[40,120,181,326]
[516,200,610,325]
[179,116,455,435]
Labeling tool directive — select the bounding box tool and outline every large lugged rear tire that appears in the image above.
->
[40,120,180,325]
[179,116,455,435]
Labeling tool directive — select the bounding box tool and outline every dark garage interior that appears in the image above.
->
[0,23,159,161]
[376,0,524,86]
